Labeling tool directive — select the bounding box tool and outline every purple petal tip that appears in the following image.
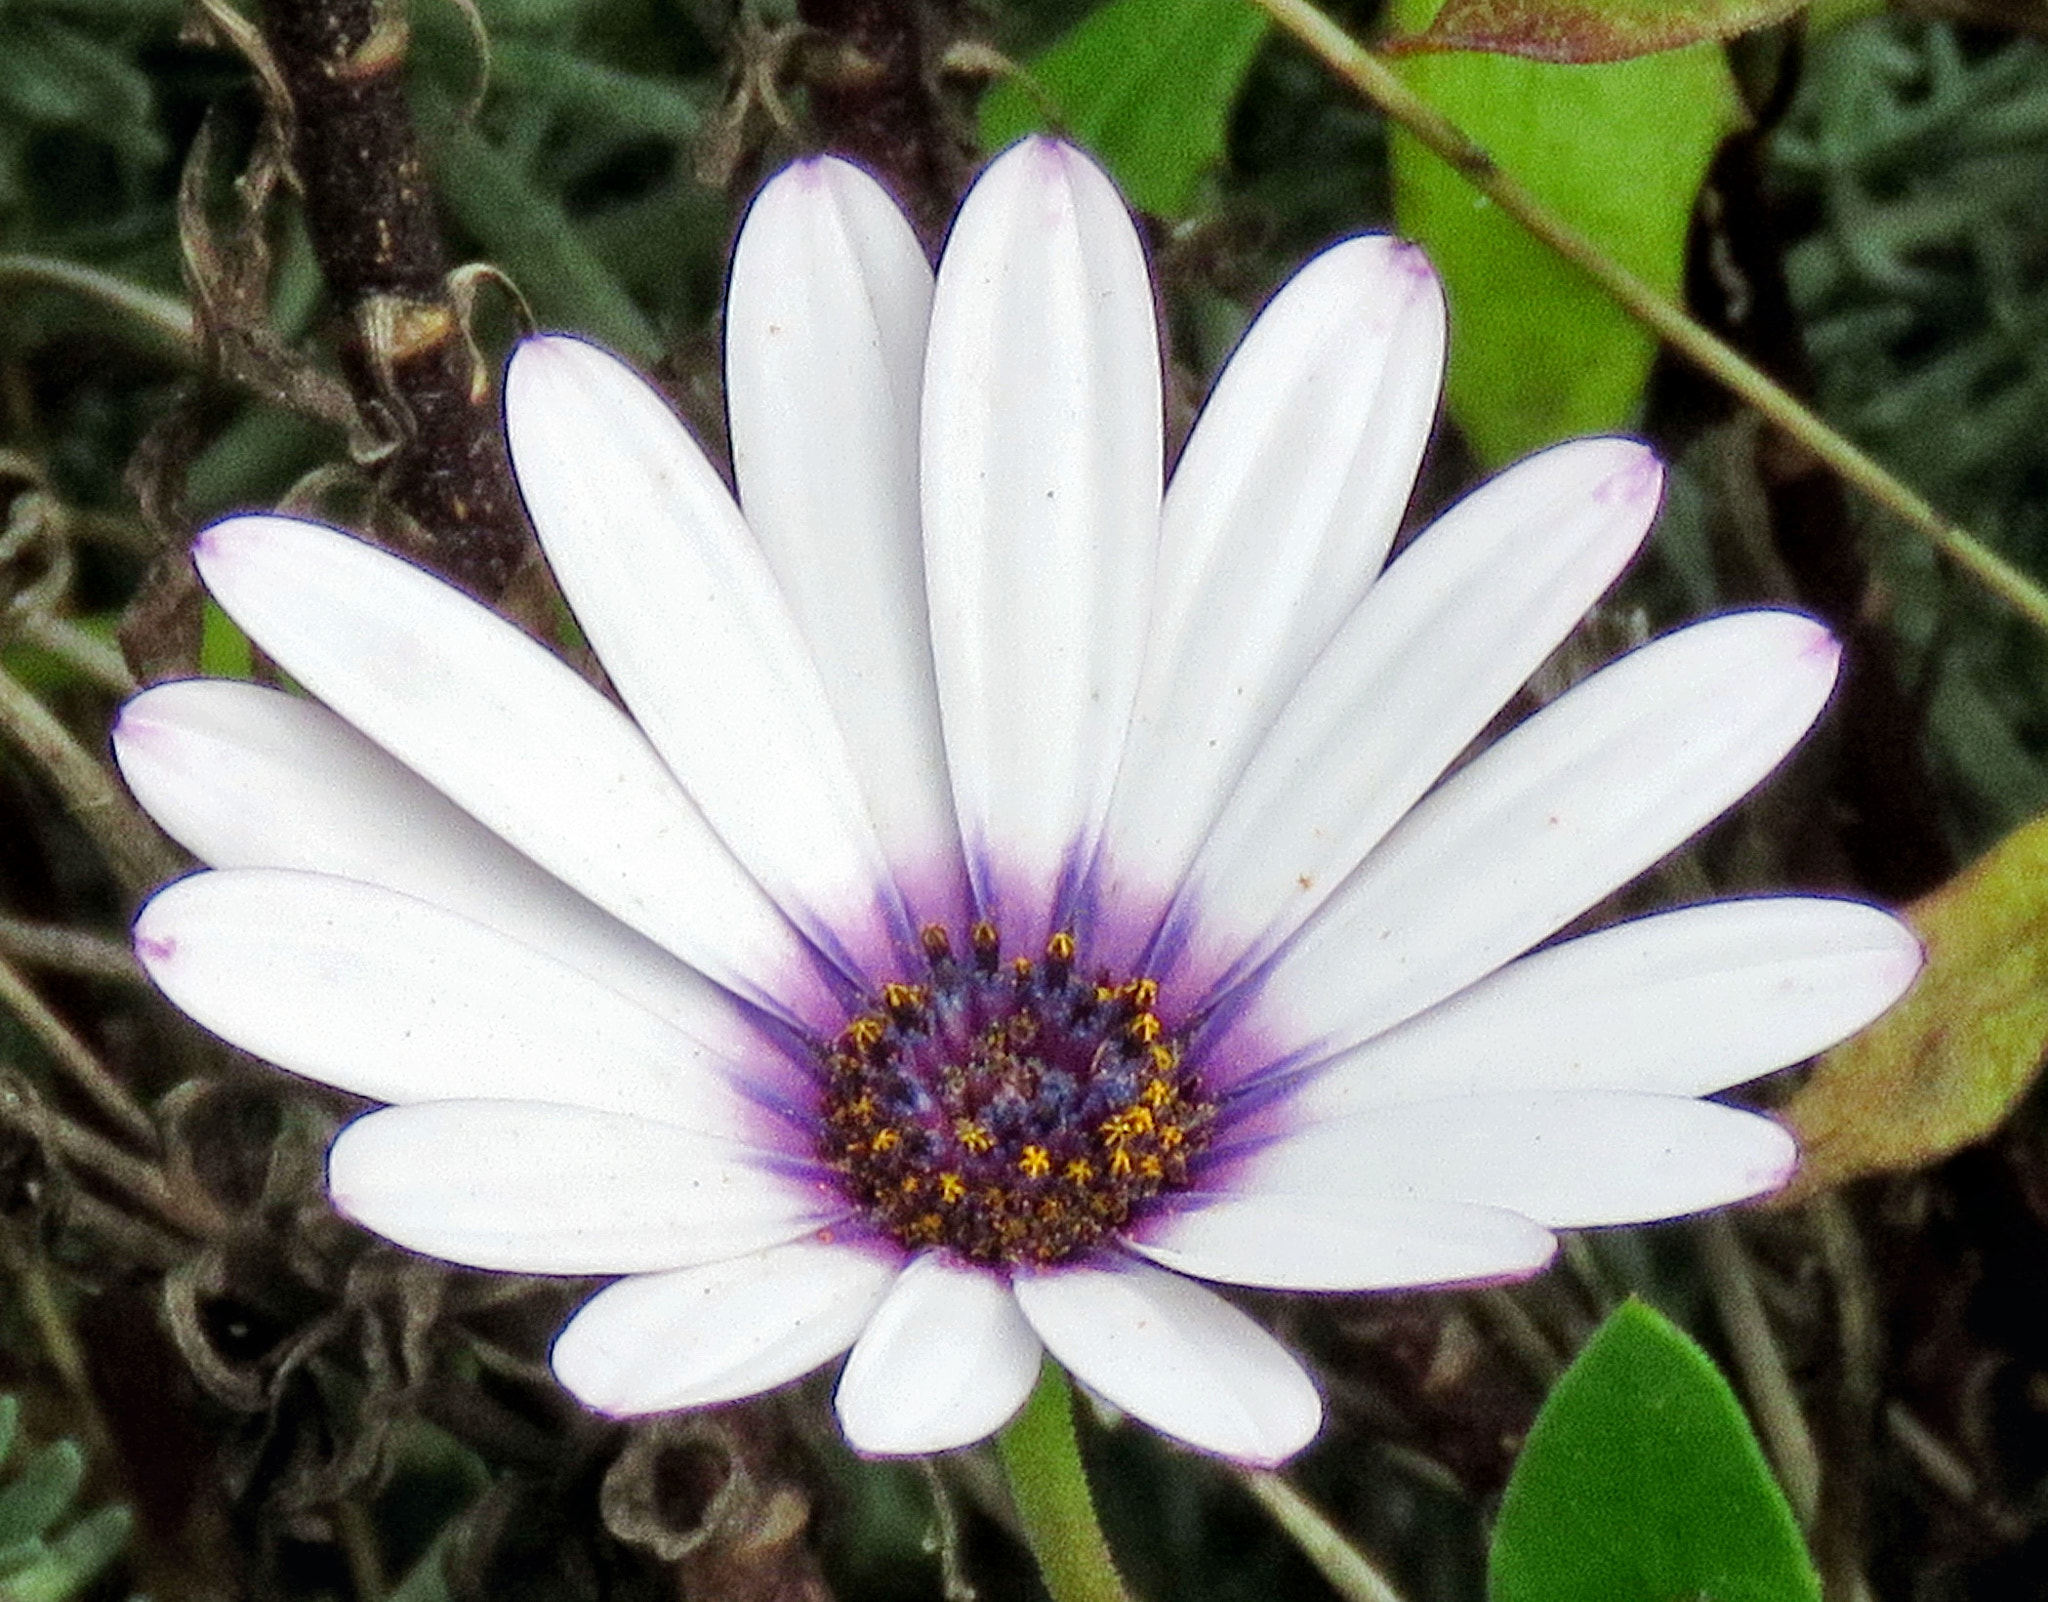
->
[1586,443,1663,507]
[1388,237,1436,283]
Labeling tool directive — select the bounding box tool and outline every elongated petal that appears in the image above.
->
[1128,1193,1555,1291]
[1094,239,1446,946]
[1014,1255,1321,1466]
[328,1102,842,1273]
[727,159,964,924]
[1156,439,1662,996]
[1276,897,1923,1112]
[922,139,1161,941]
[505,337,908,981]
[192,516,837,1028]
[135,869,805,1137]
[1224,611,1841,1065]
[552,1239,900,1414]
[835,1252,1042,1454]
[113,680,747,1043]
[1219,1092,1798,1227]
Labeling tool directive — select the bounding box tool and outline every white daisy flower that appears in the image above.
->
[116,139,1920,1468]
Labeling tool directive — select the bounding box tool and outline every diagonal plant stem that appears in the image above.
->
[0,952,157,1148]
[0,660,184,896]
[1239,1470,1412,1602]
[1245,0,2048,640]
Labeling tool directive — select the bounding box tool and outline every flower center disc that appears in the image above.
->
[820,923,1215,1266]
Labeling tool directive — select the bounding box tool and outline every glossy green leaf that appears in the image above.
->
[1391,0,1807,65]
[1389,0,1740,463]
[1786,809,2048,1195]
[1491,1300,1819,1602]
[978,0,1270,218]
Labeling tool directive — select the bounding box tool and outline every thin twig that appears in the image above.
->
[0,253,197,361]
[1244,0,2048,639]
[13,612,138,699]
[1698,1216,1822,1528]
[0,1080,205,1237]
[0,659,184,896]
[0,951,157,1146]
[1239,1471,1410,1602]
[0,916,143,984]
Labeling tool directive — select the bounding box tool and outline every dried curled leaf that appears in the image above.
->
[1784,811,2048,1196]
[1387,0,1808,64]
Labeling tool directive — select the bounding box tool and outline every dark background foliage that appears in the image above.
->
[5,0,2048,1596]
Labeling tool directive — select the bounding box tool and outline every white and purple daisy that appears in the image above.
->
[115,139,1919,1467]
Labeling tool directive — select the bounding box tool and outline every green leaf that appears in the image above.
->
[1784,810,2048,1195]
[978,0,1270,218]
[1388,1,1740,464]
[2,1507,131,1602]
[1491,1300,1819,1602]
[200,597,253,682]
[0,1443,83,1549]
[1390,0,1807,65]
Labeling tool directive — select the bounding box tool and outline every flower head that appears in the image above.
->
[118,140,1920,1466]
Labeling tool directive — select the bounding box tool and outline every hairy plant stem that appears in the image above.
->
[994,1363,1135,1602]
[1245,0,2048,639]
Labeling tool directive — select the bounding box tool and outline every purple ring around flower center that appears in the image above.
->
[819,921,1216,1266]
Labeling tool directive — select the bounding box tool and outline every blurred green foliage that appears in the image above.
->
[0,1396,130,1602]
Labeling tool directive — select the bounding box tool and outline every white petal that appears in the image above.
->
[328,1102,842,1274]
[922,139,1162,942]
[1014,1255,1321,1466]
[134,869,803,1137]
[552,1238,900,1414]
[727,159,964,923]
[834,1252,1042,1455]
[1278,897,1923,1114]
[1219,1092,1799,1228]
[1094,238,1446,942]
[191,516,836,1028]
[113,680,746,1043]
[1226,611,1842,1061]
[505,338,909,979]
[1155,439,1663,996]
[1126,1193,1556,1291]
